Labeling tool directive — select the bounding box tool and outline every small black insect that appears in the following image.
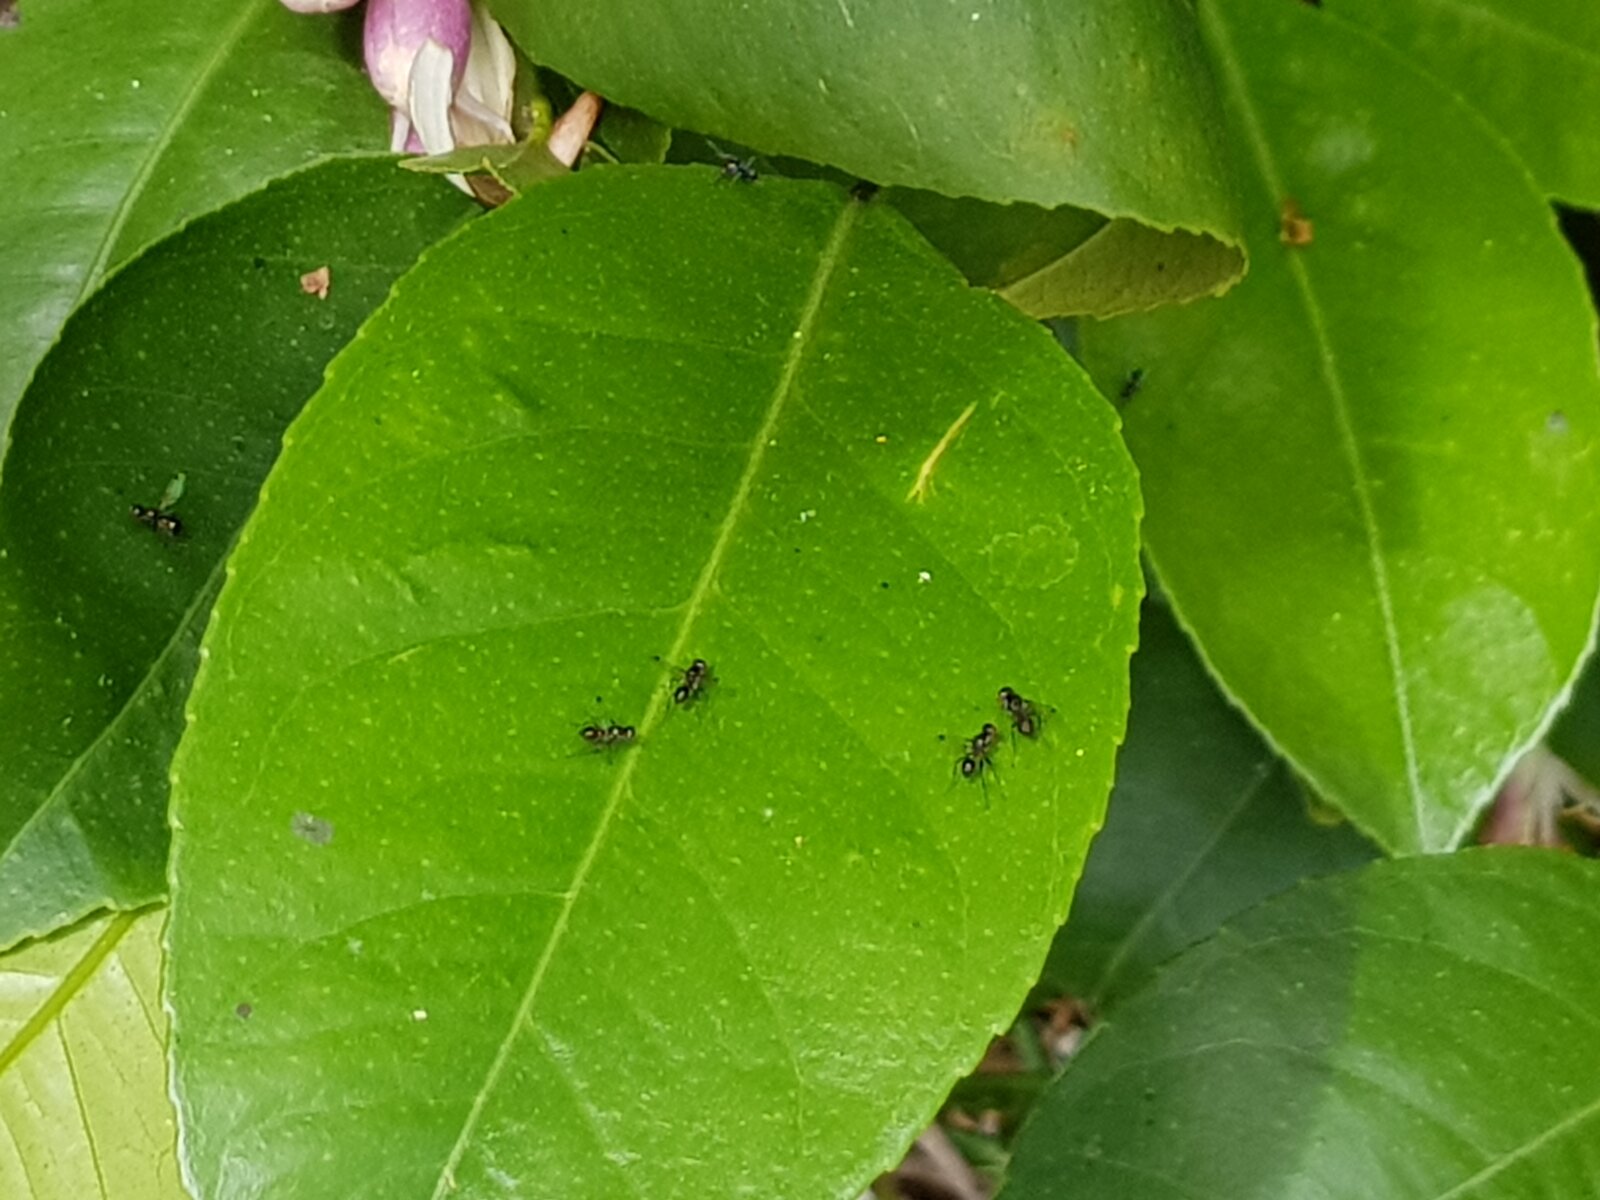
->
[718,155,758,183]
[959,722,1001,781]
[580,722,636,750]
[672,658,714,705]
[998,686,1044,739]
[1118,368,1145,402]
[131,472,187,538]
[130,503,184,538]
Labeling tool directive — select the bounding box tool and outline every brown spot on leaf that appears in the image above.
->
[299,265,331,299]
[1279,197,1314,247]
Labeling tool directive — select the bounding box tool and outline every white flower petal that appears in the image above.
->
[408,39,458,155]
[461,5,516,126]
[388,107,414,154]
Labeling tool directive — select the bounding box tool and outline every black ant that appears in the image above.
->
[579,722,636,751]
[130,472,187,538]
[131,504,183,538]
[672,658,714,706]
[998,687,1044,739]
[707,141,758,183]
[958,722,1001,782]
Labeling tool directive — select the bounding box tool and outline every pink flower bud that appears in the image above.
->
[278,0,362,11]
[363,0,471,110]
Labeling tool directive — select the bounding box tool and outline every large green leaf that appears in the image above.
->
[0,907,184,1199]
[492,0,1245,312]
[0,0,384,427]
[1331,0,1600,208]
[1079,0,1600,853]
[165,167,1141,1198]
[1040,601,1376,1011]
[0,159,475,949]
[1000,849,1600,1200]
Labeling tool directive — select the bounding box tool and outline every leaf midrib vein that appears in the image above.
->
[426,197,863,1197]
[1203,3,1428,847]
[68,0,267,310]
[1428,1091,1600,1199]
[0,562,224,933]
[1090,760,1276,1005]
[0,909,138,1075]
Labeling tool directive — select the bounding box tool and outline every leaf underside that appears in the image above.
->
[0,907,183,1200]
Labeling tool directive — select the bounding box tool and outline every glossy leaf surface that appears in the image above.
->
[1041,602,1376,1011]
[166,167,1142,1198]
[1080,0,1600,852]
[490,0,1245,308]
[0,159,475,948]
[1002,850,1600,1200]
[1331,0,1600,208]
[0,907,184,1199]
[0,0,383,425]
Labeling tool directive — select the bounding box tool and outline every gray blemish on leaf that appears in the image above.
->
[0,0,17,28]
[291,811,334,845]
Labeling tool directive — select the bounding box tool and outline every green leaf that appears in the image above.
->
[1329,0,1600,208]
[0,0,386,427]
[1079,0,1600,853]
[1000,849,1600,1200]
[890,191,1246,319]
[166,167,1142,1197]
[0,158,476,948]
[594,103,672,166]
[1550,654,1600,788]
[400,140,568,196]
[1040,601,1376,1011]
[0,907,185,1200]
[489,0,1245,311]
